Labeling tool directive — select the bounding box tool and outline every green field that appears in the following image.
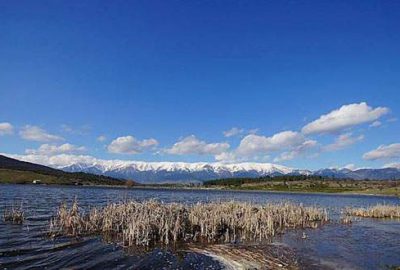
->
[0,155,125,186]
[203,176,400,196]
[0,169,124,186]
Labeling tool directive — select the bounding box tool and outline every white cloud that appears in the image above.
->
[3,153,98,168]
[236,131,305,156]
[273,151,296,162]
[214,151,240,162]
[302,102,389,134]
[26,143,86,156]
[223,127,244,137]
[61,124,91,135]
[97,135,107,142]
[165,135,230,155]
[322,133,364,152]
[363,143,400,160]
[248,128,259,134]
[107,136,158,154]
[0,122,14,135]
[369,121,381,128]
[20,125,64,142]
[274,139,318,162]
[217,131,314,163]
[343,163,356,170]
[383,162,400,169]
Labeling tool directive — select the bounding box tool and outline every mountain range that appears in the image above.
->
[2,154,399,183]
[57,159,400,183]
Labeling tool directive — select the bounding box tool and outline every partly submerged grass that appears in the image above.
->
[49,200,328,247]
[188,243,300,269]
[3,205,24,224]
[345,204,400,219]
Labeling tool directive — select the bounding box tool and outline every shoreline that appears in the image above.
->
[2,184,400,270]
[1,182,399,198]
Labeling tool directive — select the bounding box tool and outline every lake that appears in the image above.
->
[1,184,399,269]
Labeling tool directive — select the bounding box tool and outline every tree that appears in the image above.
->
[125,179,135,187]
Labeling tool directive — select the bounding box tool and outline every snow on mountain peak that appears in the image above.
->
[2,153,399,183]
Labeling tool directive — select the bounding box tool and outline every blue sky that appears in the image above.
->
[1,0,400,170]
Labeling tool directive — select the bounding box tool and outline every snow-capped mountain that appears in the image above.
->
[58,160,311,183]
[59,161,400,183]
[3,153,400,183]
[313,167,400,180]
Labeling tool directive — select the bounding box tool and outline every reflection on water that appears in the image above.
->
[1,184,399,269]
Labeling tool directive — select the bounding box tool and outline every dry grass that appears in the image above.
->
[49,199,328,247]
[340,216,353,224]
[3,205,24,224]
[188,244,300,270]
[345,204,400,219]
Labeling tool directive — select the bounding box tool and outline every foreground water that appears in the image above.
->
[1,184,399,269]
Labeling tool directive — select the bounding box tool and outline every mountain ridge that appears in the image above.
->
[57,159,399,183]
[2,154,399,183]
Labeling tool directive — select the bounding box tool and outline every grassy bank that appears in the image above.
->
[203,176,400,196]
[0,169,125,186]
[0,155,124,186]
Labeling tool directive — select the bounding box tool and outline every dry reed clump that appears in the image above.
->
[49,200,328,247]
[340,216,353,224]
[3,205,24,224]
[345,204,400,219]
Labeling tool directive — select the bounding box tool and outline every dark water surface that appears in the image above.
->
[1,184,399,269]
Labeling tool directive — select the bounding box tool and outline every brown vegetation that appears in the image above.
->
[49,200,328,247]
[3,205,24,224]
[125,179,135,187]
[345,204,400,219]
[188,243,300,269]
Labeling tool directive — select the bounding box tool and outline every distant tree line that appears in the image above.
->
[203,175,343,186]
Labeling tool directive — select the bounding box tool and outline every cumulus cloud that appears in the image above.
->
[214,151,240,162]
[3,153,98,168]
[322,133,364,152]
[248,128,259,135]
[223,127,244,137]
[97,135,107,142]
[369,121,381,128]
[20,125,64,142]
[383,162,400,169]
[165,135,230,155]
[363,143,400,160]
[61,124,91,135]
[274,139,318,162]
[26,143,86,156]
[236,131,305,156]
[0,122,14,135]
[342,163,357,170]
[107,136,158,154]
[216,131,314,163]
[302,102,389,134]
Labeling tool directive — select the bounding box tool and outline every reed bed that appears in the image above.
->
[188,243,300,270]
[49,200,328,247]
[3,206,24,224]
[345,204,400,219]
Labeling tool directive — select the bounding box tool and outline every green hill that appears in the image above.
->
[0,155,125,186]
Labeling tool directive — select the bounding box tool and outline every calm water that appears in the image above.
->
[1,184,399,269]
